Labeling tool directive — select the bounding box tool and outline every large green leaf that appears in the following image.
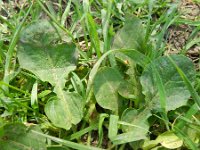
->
[17,20,82,130]
[18,43,77,88]
[0,123,46,150]
[118,55,196,144]
[140,55,196,111]
[45,92,83,130]
[18,20,77,89]
[93,67,123,112]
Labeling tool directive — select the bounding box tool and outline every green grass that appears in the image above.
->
[0,0,199,149]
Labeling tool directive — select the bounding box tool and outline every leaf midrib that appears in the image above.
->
[42,46,72,122]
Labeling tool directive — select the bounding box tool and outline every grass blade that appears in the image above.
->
[37,0,74,41]
[61,0,72,26]
[101,1,117,67]
[98,113,109,147]
[86,13,101,58]
[175,103,199,129]
[31,81,38,109]
[69,123,98,140]
[173,126,198,150]
[151,64,169,130]
[111,131,147,145]
[2,3,33,92]
[32,130,104,150]
[0,81,30,96]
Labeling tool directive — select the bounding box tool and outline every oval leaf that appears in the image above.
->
[93,67,123,112]
[140,55,196,111]
[45,92,83,130]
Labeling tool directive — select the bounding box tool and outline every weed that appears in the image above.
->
[0,0,199,149]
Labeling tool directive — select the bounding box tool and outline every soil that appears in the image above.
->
[166,0,200,70]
